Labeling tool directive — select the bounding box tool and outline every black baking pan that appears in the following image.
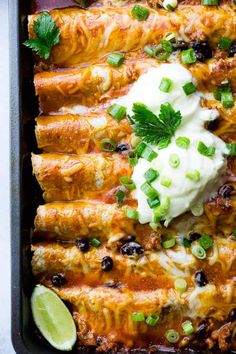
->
[9,0,236,353]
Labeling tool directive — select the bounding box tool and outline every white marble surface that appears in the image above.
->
[0,0,15,353]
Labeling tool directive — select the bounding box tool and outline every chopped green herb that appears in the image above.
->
[23,13,60,59]
[169,153,180,168]
[100,138,117,152]
[147,196,160,209]
[126,208,139,220]
[175,136,190,149]
[181,48,197,65]
[131,4,149,21]
[183,238,191,248]
[91,238,101,247]
[186,169,201,182]
[197,141,216,157]
[226,143,236,156]
[119,176,136,190]
[144,168,159,183]
[182,321,194,335]
[165,329,180,343]
[162,238,176,249]
[107,53,125,67]
[191,203,204,217]
[219,37,233,51]
[182,82,196,96]
[154,40,173,61]
[115,189,126,206]
[153,196,170,222]
[174,278,187,292]
[107,104,126,121]
[128,151,138,166]
[159,77,173,93]
[201,0,218,5]
[132,312,145,322]
[191,244,206,259]
[198,234,213,250]
[141,182,159,198]
[221,91,234,108]
[160,177,172,188]
[131,102,182,145]
[146,314,160,326]
[158,138,171,150]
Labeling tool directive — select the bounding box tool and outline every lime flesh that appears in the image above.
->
[31,285,77,351]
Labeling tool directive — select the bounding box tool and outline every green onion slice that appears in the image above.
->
[183,238,191,248]
[191,244,206,259]
[181,48,197,65]
[198,234,213,250]
[182,320,194,335]
[135,142,158,162]
[144,45,155,57]
[107,53,125,67]
[160,177,172,188]
[147,196,160,209]
[191,203,204,217]
[221,91,234,109]
[115,189,126,206]
[107,104,126,121]
[120,176,136,190]
[197,141,215,157]
[146,314,160,326]
[169,153,180,168]
[144,168,159,183]
[226,143,236,156]
[175,136,190,149]
[186,169,200,182]
[219,37,233,51]
[91,238,101,247]
[162,238,176,249]
[100,138,117,152]
[154,196,170,222]
[126,207,139,220]
[158,138,170,150]
[131,4,149,21]
[159,77,173,93]
[132,312,145,322]
[214,81,231,101]
[182,82,196,96]
[174,278,187,292]
[165,329,180,343]
[141,182,159,198]
[232,230,236,238]
[128,151,138,166]
[201,0,218,5]
[154,40,173,61]
[131,134,142,148]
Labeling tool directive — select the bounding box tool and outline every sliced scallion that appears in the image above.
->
[221,91,234,108]
[181,48,196,65]
[174,278,187,292]
[158,138,170,150]
[91,238,101,247]
[146,314,160,326]
[191,244,206,259]
[107,53,125,67]
[132,312,145,322]
[201,0,218,5]
[144,168,159,183]
[142,146,158,161]
[128,151,138,166]
[144,45,155,57]
[154,40,173,61]
[141,182,159,198]
[131,134,142,148]
[147,196,160,209]
[226,143,236,156]
[182,321,194,335]
[115,189,126,206]
[191,203,204,217]
[163,0,178,10]
[131,4,149,21]
[198,234,213,250]
[182,82,196,96]
[159,77,173,93]
[160,177,172,188]
[186,169,200,182]
[175,136,190,149]
[100,138,117,152]
[169,153,180,168]
[197,141,215,157]
[165,329,180,343]
[219,37,233,51]
[125,207,139,220]
[107,104,126,121]
[120,176,136,190]
[162,238,176,249]
[154,196,170,222]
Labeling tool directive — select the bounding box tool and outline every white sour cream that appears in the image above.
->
[116,64,227,225]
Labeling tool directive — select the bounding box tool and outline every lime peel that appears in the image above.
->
[31,285,77,351]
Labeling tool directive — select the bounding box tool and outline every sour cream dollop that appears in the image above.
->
[116,64,227,225]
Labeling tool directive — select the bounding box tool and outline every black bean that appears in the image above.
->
[229,43,236,57]
[172,41,189,52]
[101,256,113,271]
[218,184,234,198]
[189,232,202,242]
[115,144,130,152]
[120,242,144,256]
[121,235,136,244]
[75,238,90,252]
[191,41,212,62]
[194,271,208,287]
[228,308,236,322]
[205,118,219,132]
[51,273,66,287]
[195,320,209,339]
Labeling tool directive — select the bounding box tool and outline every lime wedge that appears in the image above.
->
[31,285,77,351]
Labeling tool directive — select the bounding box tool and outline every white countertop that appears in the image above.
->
[0,0,15,352]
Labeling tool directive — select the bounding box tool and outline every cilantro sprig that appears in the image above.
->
[23,13,60,59]
[130,102,182,146]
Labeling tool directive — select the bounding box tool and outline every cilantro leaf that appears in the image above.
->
[131,102,182,145]
[23,13,60,59]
